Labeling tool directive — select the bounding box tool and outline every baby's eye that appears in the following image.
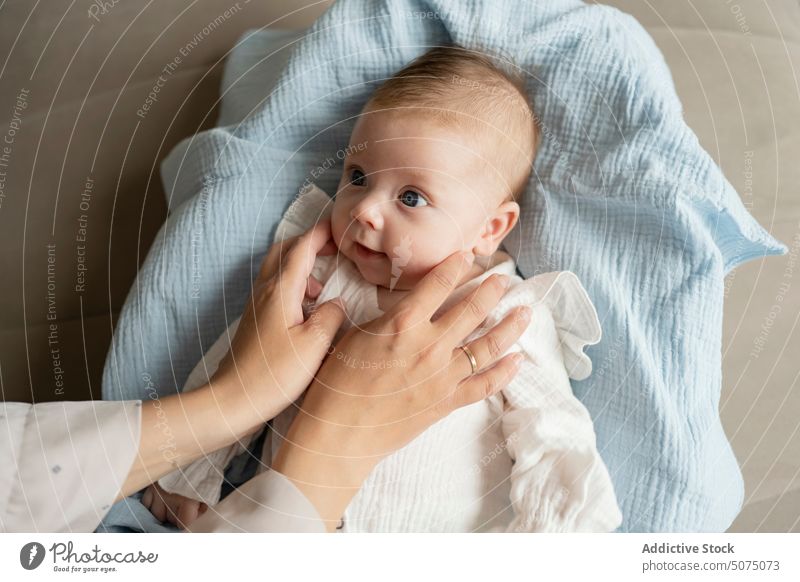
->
[350,169,366,186]
[399,190,428,208]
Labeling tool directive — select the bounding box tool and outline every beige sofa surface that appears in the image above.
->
[0,0,332,403]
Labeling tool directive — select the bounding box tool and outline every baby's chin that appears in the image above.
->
[344,251,419,290]
[349,256,393,288]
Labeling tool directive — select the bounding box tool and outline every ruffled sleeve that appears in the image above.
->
[522,271,601,381]
[482,271,621,532]
[273,184,333,239]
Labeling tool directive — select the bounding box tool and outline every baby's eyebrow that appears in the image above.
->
[403,167,444,185]
[342,141,369,160]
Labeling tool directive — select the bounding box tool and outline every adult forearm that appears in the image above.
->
[118,380,265,499]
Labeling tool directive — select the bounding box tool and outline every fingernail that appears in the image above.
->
[333,297,347,311]
[462,251,475,264]
[511,352,524,369]
[497,274,511,288]
[518,306,532,322]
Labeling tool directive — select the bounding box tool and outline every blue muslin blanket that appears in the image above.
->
[102,0,786,532]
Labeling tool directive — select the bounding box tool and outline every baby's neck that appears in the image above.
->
[376,250,511,313]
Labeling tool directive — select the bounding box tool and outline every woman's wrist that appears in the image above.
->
[119,378,272,499]
[202,378,271,454]
[206,373,277,442]
[271,416,379,531]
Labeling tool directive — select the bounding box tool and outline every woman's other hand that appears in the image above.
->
[212,220,347,422]
[120,221,345,499]
[272,251,532,529]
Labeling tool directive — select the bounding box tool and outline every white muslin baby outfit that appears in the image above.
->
[159,185,623,532]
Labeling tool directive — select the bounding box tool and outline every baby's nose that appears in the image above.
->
[351,198,384,230]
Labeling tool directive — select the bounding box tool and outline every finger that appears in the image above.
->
[435,273,511,343]
[301,297,347,346]
[141,487,153,508]
[259,215,335,277]
[390,251,474,325]
[150,495,167,523]
[449,307,531,377]
[260,234,299,282]
[177,501,201,530]
[280,221,333,297]
[161,497,184,528]
[306,275,323,300]
[318,239,337,256]
[451,353,523,411]
[165,505,181,528]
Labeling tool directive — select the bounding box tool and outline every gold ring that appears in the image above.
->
[459,344,479,376]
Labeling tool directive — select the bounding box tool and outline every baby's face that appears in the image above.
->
[331,110,517,290]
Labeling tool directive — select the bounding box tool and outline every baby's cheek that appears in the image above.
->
[395,239,464,287]
[330,204,349,248]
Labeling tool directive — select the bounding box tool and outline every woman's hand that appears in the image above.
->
[272,251,532,530]
[120,222,345,498]
[212,220,347,422]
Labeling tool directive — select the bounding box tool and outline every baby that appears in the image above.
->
[144,46,623,532]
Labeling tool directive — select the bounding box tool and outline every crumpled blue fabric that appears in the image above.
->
[103,0,786,532]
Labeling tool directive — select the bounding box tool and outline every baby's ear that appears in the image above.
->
[473,200,520,256]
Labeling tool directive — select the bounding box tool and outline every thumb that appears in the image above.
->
[302,297,347,347]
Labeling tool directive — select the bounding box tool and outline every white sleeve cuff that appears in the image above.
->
[0,400,141,532]
[189,469,325,532]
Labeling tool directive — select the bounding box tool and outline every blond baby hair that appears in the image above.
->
[365,45,537,200]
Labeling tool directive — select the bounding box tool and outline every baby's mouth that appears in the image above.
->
[354,241,386,261]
